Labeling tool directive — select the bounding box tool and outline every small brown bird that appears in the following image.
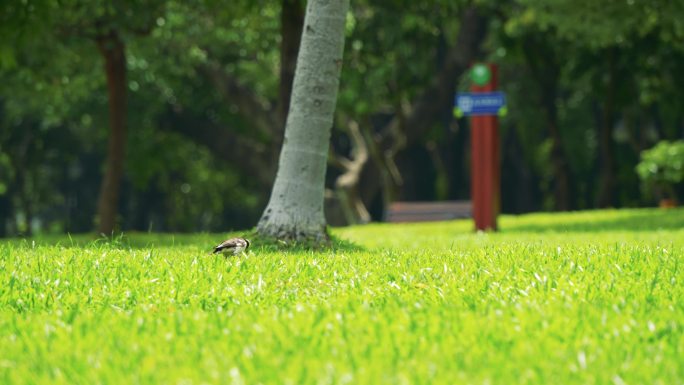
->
[212,237,251,256]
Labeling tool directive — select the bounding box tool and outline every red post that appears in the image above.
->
[470,64,500,231]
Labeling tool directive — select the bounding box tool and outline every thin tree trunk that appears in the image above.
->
[0,194,9,237]
[95,31,127,235]
[23,195,33,237]
[257,0,349,243]
[597,50,616,208]
[523,36,572,210]
[13,134,32,236]
[278,0,304,131]
[15,169,32,236]
[271,0,305,178]
[547,103,572,211]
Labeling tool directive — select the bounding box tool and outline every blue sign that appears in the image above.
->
[453,92,507,118]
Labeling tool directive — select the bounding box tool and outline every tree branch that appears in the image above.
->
[158,104,274,188]
[200,61,278,141]
[379,6,487,148]
[330,119,371,224]
[348,6,488,221]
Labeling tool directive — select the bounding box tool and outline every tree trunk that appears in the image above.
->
[0,194,9,237]
[15,169,32,236]
[13,134,32,236]
[547,102,572,211]
[257,0,349,243]
[597,50,616,208]
[95,31,127,235]
[522,36,572,211]
[345,7,486,222]
[278,0,305,130]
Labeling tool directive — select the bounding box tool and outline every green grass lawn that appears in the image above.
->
[1,209,683,384]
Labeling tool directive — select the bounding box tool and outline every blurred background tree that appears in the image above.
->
[0,0,682,237]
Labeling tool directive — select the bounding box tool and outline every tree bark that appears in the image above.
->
[95,31,127,235]
[257,0,349,242]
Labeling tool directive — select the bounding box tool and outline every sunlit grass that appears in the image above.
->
[1,208,683,384]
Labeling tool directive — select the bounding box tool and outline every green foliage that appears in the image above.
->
[493,0,684,209]
[2,0,684,234]
[1,209,683,383]
[339,1,466,117]
[636,140,684,200]
[508,0,684,49]
[0,0,281,234]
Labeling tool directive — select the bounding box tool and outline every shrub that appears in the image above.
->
[636,140,684,202]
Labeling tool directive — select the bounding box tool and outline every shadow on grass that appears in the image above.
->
[5,209,679,248]
[247,233,366,253]
[503,208,684,233]
[122,232,366,252]
[0,230,367,252]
